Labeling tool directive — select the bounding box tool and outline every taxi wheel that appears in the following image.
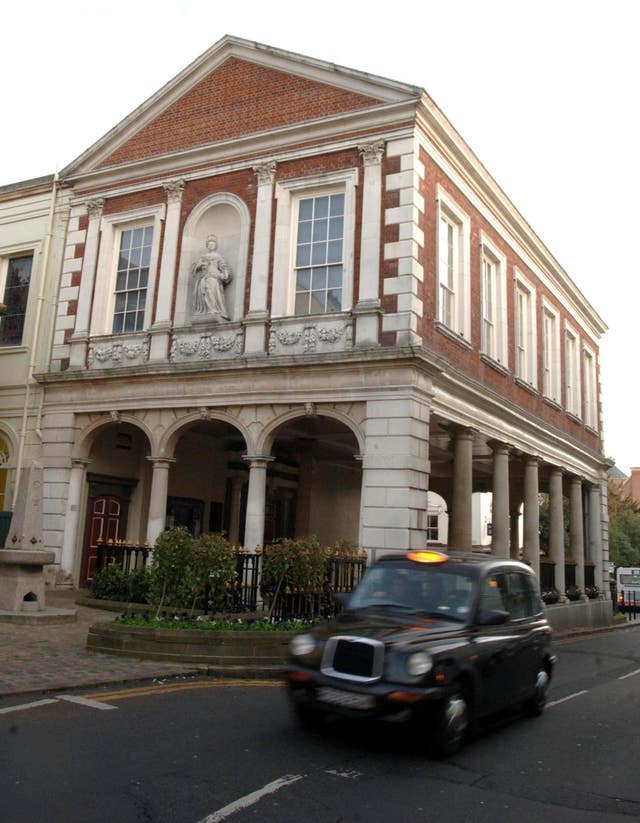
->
[523,667,549,717]
[433,687,469,757]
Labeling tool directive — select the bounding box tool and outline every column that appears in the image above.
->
[354,142,384,346]
[69,199,104,369]
[146,458,175,547]
[450,428,473,552]
[549,468,566,598]
[245,162,276,354]
[149,180,185,361]
[570,476,585,594]
[592,481,609,599]
[489,441,510,558]
[523,457,541,581]
[60,458,91,576]
[243,456,273,551]
[228,475,244,547]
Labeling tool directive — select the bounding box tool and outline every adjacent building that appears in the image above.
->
[8,36,607,613]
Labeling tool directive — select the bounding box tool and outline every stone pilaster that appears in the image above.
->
[69,199,104,369]
[245,161,277,354]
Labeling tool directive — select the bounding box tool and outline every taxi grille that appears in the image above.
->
[321,636,384,682]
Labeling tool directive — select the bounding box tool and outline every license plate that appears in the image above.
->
[317,686,375,710]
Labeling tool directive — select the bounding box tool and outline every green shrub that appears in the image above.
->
[90,563,127,601]
[261,535,328,618]
[196,532,237,613]
[149,526,196,614]
[126,567,151,603]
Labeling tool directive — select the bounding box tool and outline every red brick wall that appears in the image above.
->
[418,146,601,451]
[99,58,383,169]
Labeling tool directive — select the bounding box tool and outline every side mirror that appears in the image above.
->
[476,608,510,626]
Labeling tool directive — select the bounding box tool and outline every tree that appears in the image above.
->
[608,480,640,568]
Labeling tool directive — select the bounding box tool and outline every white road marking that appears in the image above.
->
[618,667,640,681]
[197,774,304,823]
[0,698,58,715]
[547,690,588,707]
[57,694,117,711]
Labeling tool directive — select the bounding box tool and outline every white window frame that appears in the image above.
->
[272,169,358,318]
[514,270,537,388]
[564,322,581,418]
[583,343,598,430]
[435,186,471,342]
[90,204,164,337]
[479,232,508,366]
[541,298,561,403]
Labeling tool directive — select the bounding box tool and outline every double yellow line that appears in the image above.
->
[85,679,283,703]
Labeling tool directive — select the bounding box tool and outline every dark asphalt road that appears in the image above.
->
[1,628,640,823]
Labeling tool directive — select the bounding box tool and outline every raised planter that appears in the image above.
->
[87,622,293,667]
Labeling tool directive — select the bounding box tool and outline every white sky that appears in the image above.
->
[3,0,639,473]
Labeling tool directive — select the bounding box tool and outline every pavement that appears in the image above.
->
[1,589,637,700]
[0,589,204,699]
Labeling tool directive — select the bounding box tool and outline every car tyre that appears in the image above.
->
[433,686,469,757]
[523,667,549,717]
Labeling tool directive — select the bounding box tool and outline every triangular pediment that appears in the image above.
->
[62,36,422,180]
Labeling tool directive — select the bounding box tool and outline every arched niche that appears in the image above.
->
[175,192,250,327]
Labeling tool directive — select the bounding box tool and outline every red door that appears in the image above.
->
[82,495,126,584]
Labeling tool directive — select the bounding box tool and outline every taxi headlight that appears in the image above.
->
[406,651,433,677]
[290,633,316,657]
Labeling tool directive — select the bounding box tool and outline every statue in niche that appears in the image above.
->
[191,235,232,320]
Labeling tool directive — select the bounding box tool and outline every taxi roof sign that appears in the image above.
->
[406,550,449,564]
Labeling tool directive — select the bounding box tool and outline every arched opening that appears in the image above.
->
[268,414,362,546]
[168,418,248,542]
[80,422,151,584]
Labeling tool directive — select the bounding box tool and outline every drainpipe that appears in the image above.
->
[11,172,59,510]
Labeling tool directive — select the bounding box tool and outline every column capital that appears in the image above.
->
[253,161,277,185]
[358,141,385,166]
[163,179,185,204]
[487,439,511,455]
[85,198,105,219]
[71,457,92,470]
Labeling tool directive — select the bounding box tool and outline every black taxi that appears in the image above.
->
[287,550,555,755]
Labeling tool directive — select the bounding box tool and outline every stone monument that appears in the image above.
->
[0,461,55,613]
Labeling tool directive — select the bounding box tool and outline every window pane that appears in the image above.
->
[314,196,329,218]
[312,219,328,242]
[295,292,310,315]
[297,221,312,244]
[0,254,33,346]
[299,198,314,220]
[312,267,327,291]
[296,245,311,267]
[114,293,126,312]
[328,216,343,240]
[112,314,123,334]
[327,240,342,264]
[327,288,342,312]
[328,265,342,288]
[311,243,326,266]
[124,312,136,333]
[329,194,344,216]
[296,269,311,291]
[132,227,144,247]
[310,291,325,314]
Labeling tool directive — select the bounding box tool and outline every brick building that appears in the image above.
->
[31,36,609,619]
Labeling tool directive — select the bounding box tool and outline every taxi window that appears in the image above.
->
[478,574,509,614]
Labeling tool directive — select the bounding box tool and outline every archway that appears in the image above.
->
[80,421,151,583]
[267,414,362,546]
